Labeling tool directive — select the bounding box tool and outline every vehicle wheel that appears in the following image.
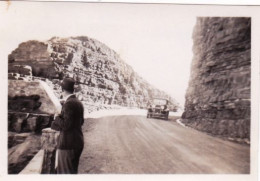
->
[147,114,150,118]
[165,112,169,120]
[165,113,169,120]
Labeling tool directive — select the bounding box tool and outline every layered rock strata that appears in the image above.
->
[8,36,180,111]
[182,17,251,141]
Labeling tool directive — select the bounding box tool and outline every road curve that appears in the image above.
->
[78,115,250,174]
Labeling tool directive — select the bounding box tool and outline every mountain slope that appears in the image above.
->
[8,36,180,111]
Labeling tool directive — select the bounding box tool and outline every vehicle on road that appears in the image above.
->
[147,98,169,120]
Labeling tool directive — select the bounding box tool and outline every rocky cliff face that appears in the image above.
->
[182,17,250,141]
[8,36,180,111]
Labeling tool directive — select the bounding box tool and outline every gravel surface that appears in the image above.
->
[78,115,249,174]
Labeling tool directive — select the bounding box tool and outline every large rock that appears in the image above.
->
[8,40,59,78]
[182,17,251,140]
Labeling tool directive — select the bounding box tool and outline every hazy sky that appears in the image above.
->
[1,2,259,106]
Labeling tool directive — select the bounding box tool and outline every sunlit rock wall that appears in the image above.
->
[182,17,251,140]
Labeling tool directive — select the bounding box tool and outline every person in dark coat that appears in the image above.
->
[51,77,84,174]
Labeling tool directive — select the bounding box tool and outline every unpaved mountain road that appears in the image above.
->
[78,115,250,174]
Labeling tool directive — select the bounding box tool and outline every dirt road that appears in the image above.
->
[78,115,250,174]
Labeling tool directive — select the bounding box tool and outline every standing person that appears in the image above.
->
[51,77,84,174]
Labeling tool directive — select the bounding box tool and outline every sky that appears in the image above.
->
[0,2,259,106]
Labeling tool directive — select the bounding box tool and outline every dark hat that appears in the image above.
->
[61,77,75,93]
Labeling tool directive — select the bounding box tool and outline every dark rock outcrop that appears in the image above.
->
[182,17,250,141]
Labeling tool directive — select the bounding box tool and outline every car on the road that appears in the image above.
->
[147,98,169,120]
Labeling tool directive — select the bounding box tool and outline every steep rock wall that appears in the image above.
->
[8,36,180,110]
[182,17,250,140]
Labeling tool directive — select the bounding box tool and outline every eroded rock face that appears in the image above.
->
[182,17,250,140]
[8,36,180,110]
[8,40,58,78]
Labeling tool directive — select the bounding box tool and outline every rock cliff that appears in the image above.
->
[182,17,250,141]
[8,36,180,112]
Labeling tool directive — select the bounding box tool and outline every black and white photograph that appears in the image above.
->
[0,0,259,180]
